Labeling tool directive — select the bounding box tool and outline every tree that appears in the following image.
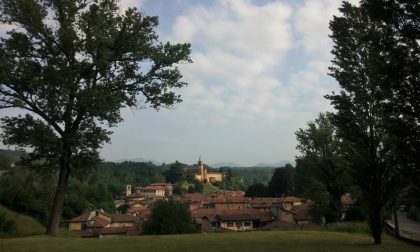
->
[245,183,268,197]
[268,164,295,197]
[327,1,408,244]
[143,198,196,235]
[193,180,204,193]
[295,113,351,222]
[164,161,186,184]
[0,0,191,235]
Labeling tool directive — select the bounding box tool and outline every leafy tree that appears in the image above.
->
[164,161,186,184]
[362,0,420,221]
[0,168,56,225]
[173,183,186,196]
[143,198,196,235]
[327,1,409,244]
[295,113,351,222]
[268,164,295,197]
[245,183,268,197]
[0,0,190,235]
[193,180,204,193]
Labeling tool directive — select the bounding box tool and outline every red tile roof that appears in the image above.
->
[69,212,91,222]
[91,216,110,228]
[111,214,139,223]
[341,194,355,205]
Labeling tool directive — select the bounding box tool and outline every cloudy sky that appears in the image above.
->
[0,0,358,166]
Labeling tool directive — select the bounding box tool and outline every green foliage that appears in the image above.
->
[0,168,55,225]
[407,206,419,221]
[345,206,367,222]
[245,183,268,197]
[172,183,185,195]
[268,164,295,196]
[0,212,16,235]
[143,198,197,235]
[295,113,350,223]
[0,0,191,235]
[116,204,130,214]
[0,204,45,237]
[193,180,204,193]
[326,1,418,244]
[164,161,187,184]
[218,176,246,191]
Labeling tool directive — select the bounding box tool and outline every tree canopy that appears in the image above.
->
[295,113,350,223]
[0,0,191,235]
[143,198,196,235]
[326,0,418,244]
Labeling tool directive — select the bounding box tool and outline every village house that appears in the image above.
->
[197,208,274,232]
[185,157,225,182]
[134,183,173,198]
[68,209,140,237]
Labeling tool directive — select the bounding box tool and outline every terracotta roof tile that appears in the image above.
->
[111,214,139,223]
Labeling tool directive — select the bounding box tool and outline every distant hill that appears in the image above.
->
[211,162,243,168]
[253,160,294,168]
[115,158,162,166]
[211,160,294,168]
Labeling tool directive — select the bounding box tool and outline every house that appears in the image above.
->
[134,183,173,198]
[68,210,111,232]
[185,156,225,182]
[270,202,296,223]
[293,200,313,225]
[199,209,274,232]
[68,209,141,237]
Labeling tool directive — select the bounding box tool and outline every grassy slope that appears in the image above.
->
[1,230,418,252]
[202,183,219,193]
[0,205,75,238]
[0,205,45,237]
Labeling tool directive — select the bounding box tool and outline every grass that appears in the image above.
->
[202,182,219,193]
[0,204,45,237]
[0,205,75,238]
[0,230,418,252]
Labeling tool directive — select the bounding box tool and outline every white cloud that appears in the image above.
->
[119,0,145,11]
[168,0,295,125]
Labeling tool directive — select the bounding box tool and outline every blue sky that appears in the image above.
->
[0,0,358,166]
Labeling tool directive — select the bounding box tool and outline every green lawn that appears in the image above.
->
[1,230,418,252]
[202,182,219,193]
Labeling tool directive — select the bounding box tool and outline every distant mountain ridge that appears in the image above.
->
[114,158,294,168]
[115,158,162,166]
[211,160,294,168]
[254,160,294,168]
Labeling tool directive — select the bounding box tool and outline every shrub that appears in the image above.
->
[344,206,366,222]
[0,213,16,235]
[407,206,419,221]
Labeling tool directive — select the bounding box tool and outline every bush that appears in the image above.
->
[143,199,197,235]
[344,206,366,222]
[407,206,419,221]
[0,213,16,235]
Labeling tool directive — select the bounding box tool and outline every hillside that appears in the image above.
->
[0,204,44,237]
[0,230,418,252]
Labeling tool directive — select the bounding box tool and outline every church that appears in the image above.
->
[185,156,225,182]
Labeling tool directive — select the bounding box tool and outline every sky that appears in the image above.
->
[0,0,358,166]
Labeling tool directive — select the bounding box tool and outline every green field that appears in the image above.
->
[1,230,418,252]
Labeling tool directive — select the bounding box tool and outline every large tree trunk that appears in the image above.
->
[370,203,382,245]
[46,145,71,236]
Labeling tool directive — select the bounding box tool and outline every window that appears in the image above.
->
[244,222,251,227]
[226,222,234,227]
